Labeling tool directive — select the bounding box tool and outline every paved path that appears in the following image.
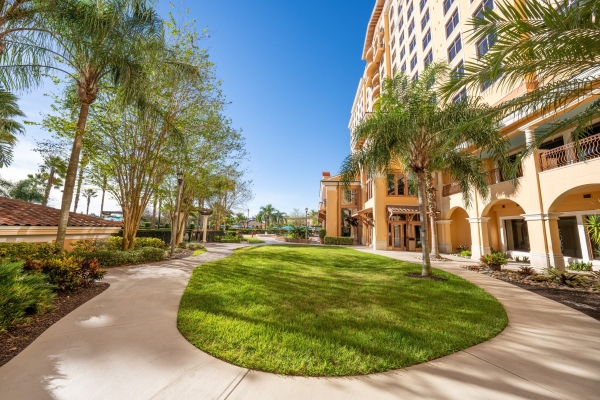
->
[1,244,599,399]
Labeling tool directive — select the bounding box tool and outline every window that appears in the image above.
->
[407,3,414,18]
[447,34,462,61]
[413,72,419,81]
[453,88,467,102]
[474,0,494,20]
[419,0,428,11]
[451,61,464,80]
[476,33,496,57]
[398,4,403,15]
[409,36,416,53]
[422,29,431,49]
[341,209,353,237]
[443,0,455,14]
[424,50,433,66]
[391,22,395,33]
[408,19,415,35]
[504,219,530,252]
[399,17,405,31]
[445,10,459,38]
[401,63,407,73]
[411,55,418,71]
[558,217,583,258]
[400,46,406,60]
[421,9,430,30]
[392,49,397,61]
[387,173,409,196]
[399,32,405,44]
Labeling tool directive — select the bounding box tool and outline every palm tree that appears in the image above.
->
[0,88,24,167]
[258,204,276,228]
[340,63,509,277]
[443,0,600,147]
[271,210,287,227]
[9,174,44,203]
[38,155,67,206]
[0,0,163,247]
[82,187,97,215]
[0,175,12,196]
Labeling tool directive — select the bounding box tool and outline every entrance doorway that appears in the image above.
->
[388,213,421,251]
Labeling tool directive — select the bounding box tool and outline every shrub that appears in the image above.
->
[567,261,593,271]
[72,237,166,252]
[187,242,204,251]
[134,237,166,249]
[324,237,354,246]
[319,229,327,239]
[0,261,55,332]
[24,257,106,291]
[480,253,508,268]
[178,242,187,249]
[72,247,166,267]
[456,245,470,252]
[144,222,151,228]
[459,250,472,257]
[517,266,535,276]
[0,242,63,262]
[545,268,582,287]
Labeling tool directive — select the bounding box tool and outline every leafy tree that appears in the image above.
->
[0,88,24,167]
[81,187,97,215]
[0,175,12,196]
[443,0,600,148]
[1,0,163,248]
[9,174,44,203]
[340,64,509,276]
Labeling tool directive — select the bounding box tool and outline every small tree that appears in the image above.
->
[82,188,97,215]
[9,174,45,203]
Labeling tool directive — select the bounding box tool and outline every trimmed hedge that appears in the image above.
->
[72,247,166,267]
[324,237,354,246]
[0,242,63,262]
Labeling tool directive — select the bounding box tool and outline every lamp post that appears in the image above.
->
[305,207,308,241]
[170,171,184,257]
[247,208,250,228]
[198,208,213,244]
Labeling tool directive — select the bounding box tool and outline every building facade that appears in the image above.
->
[319,0,600,270]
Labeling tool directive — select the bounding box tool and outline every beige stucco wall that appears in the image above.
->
[0,226,121,251]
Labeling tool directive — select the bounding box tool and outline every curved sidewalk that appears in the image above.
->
[0,244,598,399]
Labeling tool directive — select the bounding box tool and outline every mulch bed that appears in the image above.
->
[0,282,110,367]
[507,281,600,322]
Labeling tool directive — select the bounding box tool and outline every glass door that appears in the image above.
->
[393,223,404,250]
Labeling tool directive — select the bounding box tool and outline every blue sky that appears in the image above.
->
[4,0,373,217]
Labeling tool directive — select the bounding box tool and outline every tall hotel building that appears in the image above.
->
[319,0,600,270]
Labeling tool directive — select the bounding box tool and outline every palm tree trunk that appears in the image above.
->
[86,197,91,215]
[56,102,90,248]
[416,171,432,277]
[426,175,440,259]
[43,167,54,206]
[100,175,106,217]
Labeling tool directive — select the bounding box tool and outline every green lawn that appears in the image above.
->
[178,245,507,376]
[243,236,265,244]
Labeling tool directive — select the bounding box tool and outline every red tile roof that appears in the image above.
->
[0,197,122,228]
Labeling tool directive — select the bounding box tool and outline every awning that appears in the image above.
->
[352,207,373,218]
[387,205,420,214]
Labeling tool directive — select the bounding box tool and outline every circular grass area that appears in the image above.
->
[177,245,507,376]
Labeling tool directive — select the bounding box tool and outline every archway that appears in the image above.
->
[448,207,471,254]
[547,184,600,263]
[481,199,527,254]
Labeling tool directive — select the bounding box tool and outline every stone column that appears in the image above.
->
[467,217,491,260]
[521,213,565,270]
[436,220,453,254]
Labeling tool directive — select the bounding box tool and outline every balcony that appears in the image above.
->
[442,164,523,197]
[540,133,600,171]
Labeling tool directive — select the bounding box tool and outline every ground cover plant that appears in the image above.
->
[178,245,507,376]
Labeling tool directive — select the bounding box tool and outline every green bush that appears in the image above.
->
[72,237,166,252]
[72,247,165,267]
[24,257,106,291]
[567,261,593,271]
[459,250,472,257]
[0,242,63,262]
[324,237,354,245]
[319,229,327,239]
[246,238,264,244]
[186,242,205,250]
[0,261,55,332]
[480,253,508,268]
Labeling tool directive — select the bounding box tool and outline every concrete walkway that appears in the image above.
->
[1,244,599,399]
